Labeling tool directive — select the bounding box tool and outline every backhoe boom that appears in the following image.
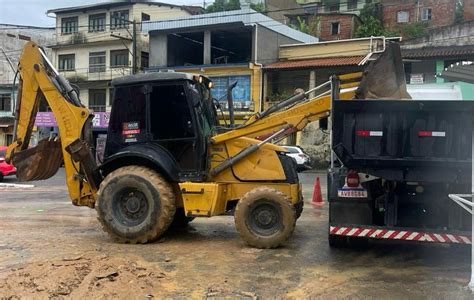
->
[6,42,97,207]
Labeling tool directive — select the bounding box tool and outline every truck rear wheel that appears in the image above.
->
[235,187,296,249]
[96,166,176,244]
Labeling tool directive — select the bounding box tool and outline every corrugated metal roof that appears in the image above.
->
[440,64,474,84]
[142,8,318,44]
[263,56,365,70]
[402,46,474,59]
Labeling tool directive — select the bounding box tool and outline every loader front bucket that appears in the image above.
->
[354,42,412,100]
[12,139,63,181]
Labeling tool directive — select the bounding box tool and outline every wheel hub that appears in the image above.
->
[247,200,283,236]
[256,210,274,226]
[125,194,141,214]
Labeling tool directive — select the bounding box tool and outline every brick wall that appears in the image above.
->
[317,14,357,41]
[464,0,474,22]
[382,0,456,30]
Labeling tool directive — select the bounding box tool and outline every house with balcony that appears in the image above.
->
[145,7,317,120]
[0,25,54,146]
[46,1,202,113]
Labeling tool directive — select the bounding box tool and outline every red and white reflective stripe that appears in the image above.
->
[418,131,446,137]
[329,226,471,244]
[356,130,383,137]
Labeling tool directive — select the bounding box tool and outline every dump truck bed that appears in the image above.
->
[331,100,473,183]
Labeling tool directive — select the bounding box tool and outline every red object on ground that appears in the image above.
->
[0,146,16,180]
[311,177,324,205]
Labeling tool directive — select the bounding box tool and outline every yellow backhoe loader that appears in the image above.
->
[5,41,408,248]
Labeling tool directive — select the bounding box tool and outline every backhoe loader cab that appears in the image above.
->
[103,72,216,182]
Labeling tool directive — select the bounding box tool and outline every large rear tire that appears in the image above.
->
[96,166,176,244]
[235,187,296,249]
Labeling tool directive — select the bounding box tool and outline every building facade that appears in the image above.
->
[382,0,457,31]
[0,25,55,146]
[145,8,317,119]
[47,1,201,113]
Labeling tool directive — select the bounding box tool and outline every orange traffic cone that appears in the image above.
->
[311,177,324,206]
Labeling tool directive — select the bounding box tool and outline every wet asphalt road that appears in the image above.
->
[0,169,473,298]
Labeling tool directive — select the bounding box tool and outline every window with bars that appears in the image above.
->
[331,22,340,35]
[89,13,106,32]
[348,0,357,10]
[61,17,78,34]
[111,50,129,68]
[89,89,106,112]
[421,8,432,21]
[89,52,106,73]
[58,54,75,71]
[0,94,11,112]
[110,10,129,29]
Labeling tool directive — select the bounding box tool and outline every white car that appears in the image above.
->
[283,146,312,171]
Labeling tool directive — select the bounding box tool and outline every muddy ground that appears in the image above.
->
[0,169,472,299]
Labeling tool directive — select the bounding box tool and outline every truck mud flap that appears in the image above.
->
[329,225,471,244]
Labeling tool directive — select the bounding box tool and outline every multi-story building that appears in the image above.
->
[46,1,202,113]
[382,0,457,31]
[145,7,317,119]
[284,0,378,41]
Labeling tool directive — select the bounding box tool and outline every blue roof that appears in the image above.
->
[142,8,318,44]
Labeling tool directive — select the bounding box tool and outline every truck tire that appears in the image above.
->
[328,233,348,248]
[169,208,195,228]
[96,166,176,244]
[235,187,296,249]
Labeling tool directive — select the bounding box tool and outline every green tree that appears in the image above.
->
[355,16,387,38]
[401,22,428,39]
[250,2,266,13]
[290,16,310,34]
[355,3,396,38]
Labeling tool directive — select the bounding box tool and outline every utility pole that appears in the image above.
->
[132,20,137,74]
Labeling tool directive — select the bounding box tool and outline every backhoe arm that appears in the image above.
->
[6,42,97,207]
[211,88,355,145]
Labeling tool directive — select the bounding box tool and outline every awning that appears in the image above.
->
[263,56,366,71]
[440,64,474,84]
[402,46,474,59]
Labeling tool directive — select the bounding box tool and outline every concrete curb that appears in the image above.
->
[0,183,35,189]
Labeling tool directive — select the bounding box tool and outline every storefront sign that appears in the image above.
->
[410,73,424,84]
[35,112,110,128]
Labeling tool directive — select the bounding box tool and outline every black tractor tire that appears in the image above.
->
[96,166,176,244]
[235,187,296,249]
[169,208,195,228]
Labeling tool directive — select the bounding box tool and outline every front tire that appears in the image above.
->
[235,187,296,249]
[96,166,176,244]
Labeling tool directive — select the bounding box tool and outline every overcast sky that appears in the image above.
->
[1,0,209,27]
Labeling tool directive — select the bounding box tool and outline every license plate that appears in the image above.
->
[338,189,368,198]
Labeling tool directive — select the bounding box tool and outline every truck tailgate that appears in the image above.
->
[332,100,473,182]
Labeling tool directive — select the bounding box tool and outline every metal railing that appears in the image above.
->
[59,66,132,82]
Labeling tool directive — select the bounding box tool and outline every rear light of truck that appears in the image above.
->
[356,130,383,137]
[346,170,360,188]
[418,131,446,137]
